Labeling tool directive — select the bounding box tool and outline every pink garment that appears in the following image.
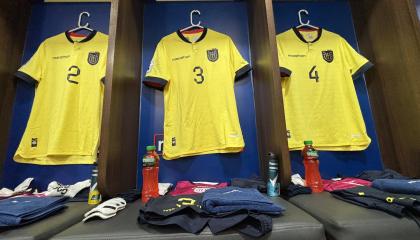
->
[169,181,228,196]
[322,178,372,192]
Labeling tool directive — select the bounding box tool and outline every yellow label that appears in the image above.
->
[88,190,102,205]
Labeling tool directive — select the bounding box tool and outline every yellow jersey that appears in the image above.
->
[276,28,373,151]
[144,28,250,160]
[14,31,108,165]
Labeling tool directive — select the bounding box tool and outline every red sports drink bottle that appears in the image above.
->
[141,146,159,203]
[302,140,323,193]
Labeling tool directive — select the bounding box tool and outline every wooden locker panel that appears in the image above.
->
[248,0,291,186]
[98,0,144,196]
[351,0,420,177]
[0,0,31,173]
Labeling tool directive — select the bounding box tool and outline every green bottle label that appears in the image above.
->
[307,150,319,158]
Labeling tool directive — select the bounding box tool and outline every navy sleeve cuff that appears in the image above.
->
[143,76,168,91]
[15,71,37,85]
[235,64,251,81]
[352,61,374,79]
[280,67,292,77]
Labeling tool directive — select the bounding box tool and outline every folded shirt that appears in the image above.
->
[0,196,68,227]
[231,177,267,193]
[202,187,285,215]
[356,169,409,181]
[372,179,420,195]
[138,194,209,234]
[322,178,372,192]
[285,184,312,198]
[331,186,420,217]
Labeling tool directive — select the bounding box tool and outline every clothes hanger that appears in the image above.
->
[68,11,94,36]
[296,9,319,31]
[180,10,204,33]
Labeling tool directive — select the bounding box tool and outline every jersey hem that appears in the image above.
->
[163,145,244,160]
[13,156,95,165]
[288,141,371,151]
[143,76,168,90]
[15,71,38,85]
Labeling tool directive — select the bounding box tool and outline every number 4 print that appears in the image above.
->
[309,65,319,82]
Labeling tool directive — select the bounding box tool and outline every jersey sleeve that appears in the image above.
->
[143,40,170,90]
[340,37,373,79]
[228,38,251,81]
[15,42,46,84]
[276,39,292,77]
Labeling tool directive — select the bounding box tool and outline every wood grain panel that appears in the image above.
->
[248,0,291,186]
[351,0,420,177]
[0,0,31,173]
[98,0,143,196]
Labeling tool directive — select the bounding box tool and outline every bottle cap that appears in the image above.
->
[146,145,156,151]
[304,140,313,145]
[267,152,277,158]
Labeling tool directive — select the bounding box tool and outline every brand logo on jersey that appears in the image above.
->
[288,54,306,58]
[87,52,100,65]
[322,50,334,63]
[172,137,176,146]
[31,138,38,148]
[207,48,219,62]
[172,55,191,61]
[52,55,70,60]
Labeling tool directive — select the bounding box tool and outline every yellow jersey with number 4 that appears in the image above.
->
[14,31,108,165]
[277,28,373,151]
[144,28,250,160]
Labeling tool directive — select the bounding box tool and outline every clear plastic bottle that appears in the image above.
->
[302,140,323,193]
[141,146,159,203]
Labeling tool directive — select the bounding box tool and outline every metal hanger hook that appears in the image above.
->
[78,11,90,28]
[298,9,310,26]
[190,10,201,27]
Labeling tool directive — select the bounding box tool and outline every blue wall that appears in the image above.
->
[1,2,110,190]
[138,1,260,187]
[273,0,383,179]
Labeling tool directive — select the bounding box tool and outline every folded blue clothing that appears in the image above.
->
[0,204,67,227]
[202,187,285,215]
[0,196,67,217]
[372,179,420,195]
[0,196,68,227]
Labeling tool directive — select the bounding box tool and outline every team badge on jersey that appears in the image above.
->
[207,48,219,62]
[322,50,334,63]
[87,52,100,65]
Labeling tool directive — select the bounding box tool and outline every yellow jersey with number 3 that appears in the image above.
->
[277,28,373,151]
[144,28,250,160]
[14,31,108,165]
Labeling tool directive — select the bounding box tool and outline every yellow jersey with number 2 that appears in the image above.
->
[144,28,250,160]
[14,31,108,165]
[277,28,373,151]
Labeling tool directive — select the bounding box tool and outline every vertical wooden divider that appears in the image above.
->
[98,0,144,196]
[350,0,420,177]
[248,0,291,186]
[0,0,31,173]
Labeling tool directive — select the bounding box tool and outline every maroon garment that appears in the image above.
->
[169,181,228,196]
[322,178,372,192]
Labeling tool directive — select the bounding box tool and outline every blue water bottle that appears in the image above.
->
[267,152,280,197]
